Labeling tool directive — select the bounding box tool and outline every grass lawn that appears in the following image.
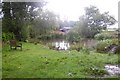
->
[2,42,119,78]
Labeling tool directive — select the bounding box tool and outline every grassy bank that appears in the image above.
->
[2,42,119,78]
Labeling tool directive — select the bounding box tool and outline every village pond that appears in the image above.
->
[50,40,120,77]
[50,39,98,50]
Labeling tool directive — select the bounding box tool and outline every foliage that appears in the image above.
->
[76,6,116,38]
[2,32,15,41]
[70,43,81,51]
[81,47,90,54]
[94,32,113,40]
[102,39,119,45]
[29,10,59,39]
[89,67,109,77]
[66,30,80,42]
[85,6,116,27]
[96,40,109,53]
[2,2,47,40]
[96,39,120,53]
[2,42,118,78]
[2,1,60,41]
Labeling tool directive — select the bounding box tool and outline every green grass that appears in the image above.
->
[2,42,119,78]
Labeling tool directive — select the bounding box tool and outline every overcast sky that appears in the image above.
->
[45,0,119,21]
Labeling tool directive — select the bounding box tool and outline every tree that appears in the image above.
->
[66,29,80,42]
[2,1,46,40]
[77,5,116,38]
[28,10,60,39]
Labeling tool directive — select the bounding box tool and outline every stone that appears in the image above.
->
[105,64,120,75]
[105,44,120,54]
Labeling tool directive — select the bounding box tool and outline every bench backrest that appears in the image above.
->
[10,40,17,47]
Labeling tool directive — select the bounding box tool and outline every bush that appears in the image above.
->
[107,39,120,44]
[70,44,81,51]
[96,41,109,53]
[81,47,90,54]
[96,39,120,53]
[89,67,109,77]
[66,31,80,42]
[2,32,15,42]
[95,32,113,40]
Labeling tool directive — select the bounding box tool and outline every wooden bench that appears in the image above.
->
[9,40,22,50]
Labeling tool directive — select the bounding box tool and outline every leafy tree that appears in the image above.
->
[66,30,80,42]
[76,5,116,38]
[29,10,60,39]
[2,1,46,41]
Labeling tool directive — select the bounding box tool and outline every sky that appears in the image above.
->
[45,0,119,21]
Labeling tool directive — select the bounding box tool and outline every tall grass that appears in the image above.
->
[2,42,119,78]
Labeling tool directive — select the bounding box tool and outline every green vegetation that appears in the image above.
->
[94,31,117,40]
[66,30,80,42]
[73,6,116,39]
[2,42,118,78]
[2,2,116,42]
[2,2,59,41]
[1,1,119,78]
[96,39,120,53]
[2,32,15,42]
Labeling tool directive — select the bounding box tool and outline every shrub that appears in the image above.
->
[70,44,81,51]
[66,31,80,42]
[96,41,109,53]
[95,32,113,40]
[2,32,15,42]
[107,39,120,44]
[96,39,120,53]
[89,67,109,77]
[81,47,90,54]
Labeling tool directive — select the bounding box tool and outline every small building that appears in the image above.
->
[59,27,72,32]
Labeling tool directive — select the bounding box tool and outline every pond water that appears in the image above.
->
[51,39,98,50]
[105,64,120,75]
[52,41,70,50]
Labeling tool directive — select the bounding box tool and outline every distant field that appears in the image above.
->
[2,42,119,78]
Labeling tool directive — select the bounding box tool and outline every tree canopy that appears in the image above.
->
[2,1,60,41]
[76,6,116,38]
